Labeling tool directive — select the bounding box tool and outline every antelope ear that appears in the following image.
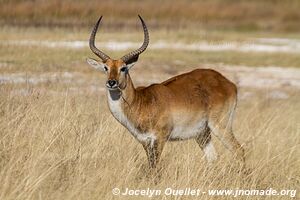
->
[125,55,139,69]
[86,58,107,72]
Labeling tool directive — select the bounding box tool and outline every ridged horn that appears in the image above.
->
[121,15,149,63]
[89,16,110,62]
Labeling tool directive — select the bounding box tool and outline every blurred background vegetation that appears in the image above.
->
[1,1,300,200]
[1,0,300,32]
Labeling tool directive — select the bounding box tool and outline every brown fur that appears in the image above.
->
[99,59,245,169]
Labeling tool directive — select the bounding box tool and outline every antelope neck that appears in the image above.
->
[120,74,137,106]
[107,74,139,118]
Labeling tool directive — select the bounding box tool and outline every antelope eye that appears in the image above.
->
[120,67,127,72]
[104,66,108,71]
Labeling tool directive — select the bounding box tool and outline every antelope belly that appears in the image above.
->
[169,120,207,141]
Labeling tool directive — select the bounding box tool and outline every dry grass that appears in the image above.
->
[0,25,299,199]
[0,82,299,200]
[1,0,300,31]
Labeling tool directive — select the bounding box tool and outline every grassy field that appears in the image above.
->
[1,26,300,76]
[0,84,299,200]
[1,0,300,32]
[0,24,300,199]
[1,0,300,197]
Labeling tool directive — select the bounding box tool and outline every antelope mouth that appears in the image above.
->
[106,84,119,90]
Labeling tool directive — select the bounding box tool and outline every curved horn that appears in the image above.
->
[89,16,110,62]
[121,15,149,63]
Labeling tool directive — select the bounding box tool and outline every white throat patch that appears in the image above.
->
[107,90,156,144]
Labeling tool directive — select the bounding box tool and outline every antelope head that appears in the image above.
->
[86,15,149,91]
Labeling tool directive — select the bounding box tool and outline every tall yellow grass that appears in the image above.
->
[0,85,299,199]
[0,21,299,199]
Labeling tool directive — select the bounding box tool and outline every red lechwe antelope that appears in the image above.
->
[86,16,245,169]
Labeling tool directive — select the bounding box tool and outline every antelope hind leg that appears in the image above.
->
[195,126,218,165]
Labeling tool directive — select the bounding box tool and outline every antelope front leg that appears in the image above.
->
[142,138,165,169]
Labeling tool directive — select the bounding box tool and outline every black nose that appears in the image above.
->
[107,80,117,87]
